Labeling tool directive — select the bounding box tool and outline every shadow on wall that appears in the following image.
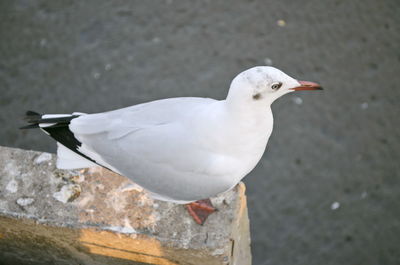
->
[0,216,171,265]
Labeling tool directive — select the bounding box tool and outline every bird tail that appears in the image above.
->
[20,110,98,170]
[20,111,42,129]
[20,111,80,129]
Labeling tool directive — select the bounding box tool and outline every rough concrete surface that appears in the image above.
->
[0,146,251,265]
[0,1,399,264]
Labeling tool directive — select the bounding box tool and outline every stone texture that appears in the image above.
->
[0,146,251,265]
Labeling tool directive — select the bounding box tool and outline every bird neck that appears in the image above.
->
[222,96,273,141]
[225,93,273,122]
[218,99,273,167]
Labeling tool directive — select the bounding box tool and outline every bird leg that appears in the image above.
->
[185,199,216,225]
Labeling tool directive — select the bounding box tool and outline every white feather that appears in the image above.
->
[42,114,72,118]
[56,143,97,169]
[77,143,122,174]
[39,123,56,128]
[38,114,75,128]
[70,97,215,138]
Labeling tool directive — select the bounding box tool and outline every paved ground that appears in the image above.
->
[1,0,399,264]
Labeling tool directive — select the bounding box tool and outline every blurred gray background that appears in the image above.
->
[1,0,399,264]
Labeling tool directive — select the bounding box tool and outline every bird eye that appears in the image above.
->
[271,82,282,90]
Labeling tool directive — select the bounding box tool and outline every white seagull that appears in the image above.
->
[22,66,322,224]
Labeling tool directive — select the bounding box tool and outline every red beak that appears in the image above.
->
[292,80,323,91]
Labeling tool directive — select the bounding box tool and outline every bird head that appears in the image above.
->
[227,66,322,106]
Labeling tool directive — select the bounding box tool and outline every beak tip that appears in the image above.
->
[294,80,323,91]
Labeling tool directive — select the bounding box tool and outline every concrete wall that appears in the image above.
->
[0,146,251,265]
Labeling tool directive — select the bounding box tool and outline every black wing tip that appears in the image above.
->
[24,110,41,121]
[26,110,41,116]
[21,110,42,129]
[21,111,81,130]
[20,124,40,129]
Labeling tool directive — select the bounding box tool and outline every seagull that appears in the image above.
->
[21,66,322,225]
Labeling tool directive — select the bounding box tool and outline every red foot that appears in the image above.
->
[186,199,216,225]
